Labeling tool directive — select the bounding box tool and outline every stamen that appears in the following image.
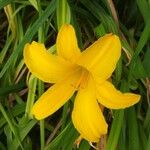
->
[70,66,89,90]
[74,136,83,148]
[75,69,86,89]
[79,72,89,89]
[89,142,98,150]
[74,69,89,90]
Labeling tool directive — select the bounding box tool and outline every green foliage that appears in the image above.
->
[0,0,150,149]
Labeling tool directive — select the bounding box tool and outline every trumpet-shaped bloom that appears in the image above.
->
[24,24,141,142]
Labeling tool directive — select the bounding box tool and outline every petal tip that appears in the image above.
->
[105,33,121,48]
[60,24,73,29]
[58,24,74,35]
[134,94,141,103]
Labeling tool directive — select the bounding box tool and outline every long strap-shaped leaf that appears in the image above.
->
[0,0,14,10]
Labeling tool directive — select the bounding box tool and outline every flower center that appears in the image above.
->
[74,67,89,90]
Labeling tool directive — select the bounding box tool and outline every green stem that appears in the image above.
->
[37,0,45,147]
[38,81,45,150]
[25,75,37,119]
[38,80,45,150]
[40,120,45,150]
[61,102,69,130]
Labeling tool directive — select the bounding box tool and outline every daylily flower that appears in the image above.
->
[24,24,140,142]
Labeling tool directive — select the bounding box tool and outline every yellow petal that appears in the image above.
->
[24,41,75,83]
[32,68,82,120]
[77,34,121,82]
[72,77,108,142]
[56,24,81,62]
[96,81,141,109]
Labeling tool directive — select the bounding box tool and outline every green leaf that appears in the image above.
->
[28,0,38,11]
[0,0,14,10]
[139,124,147,150]
[11,119,37,149]
[143,47,150,77]
[128,23,150,80]
[45,122,78,150]
[106,110,124,150]
[56,0,71,29]
[94,23,106,37]
[147,132,150,150]
[79,140,90,150]
[137,0,150,24]
[0,81,25,96]
[126,107,140,150]
[0,103,24,149]
[0,0,56,78]
[132,57,147,78]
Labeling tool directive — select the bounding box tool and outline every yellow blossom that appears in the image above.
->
[23,24,140,142]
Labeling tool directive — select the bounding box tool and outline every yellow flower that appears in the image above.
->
[23,24,141,142]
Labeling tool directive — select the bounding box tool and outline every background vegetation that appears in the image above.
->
[0,0,150,149]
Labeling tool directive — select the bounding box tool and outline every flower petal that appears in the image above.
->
[31,70,82,120]
[72,77,108,142]
[77,34,121,82]
[56,24,81,62]
[24,41,75,83]
[96,81,141,109]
